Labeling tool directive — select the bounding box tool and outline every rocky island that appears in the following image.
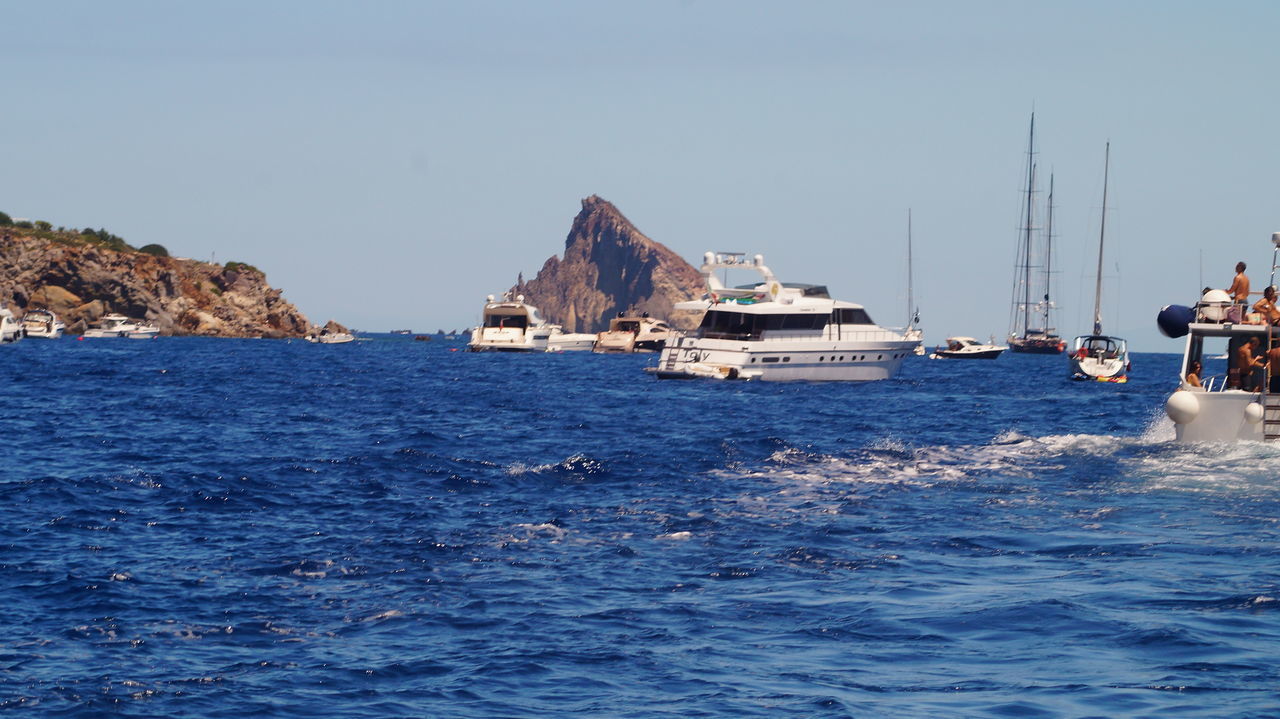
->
[0,215,310,337]
[512,195,704,332]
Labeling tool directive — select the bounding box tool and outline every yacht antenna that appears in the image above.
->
[1092,142,1110,337]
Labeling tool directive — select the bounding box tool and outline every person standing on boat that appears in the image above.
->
[1226,262,1251,311]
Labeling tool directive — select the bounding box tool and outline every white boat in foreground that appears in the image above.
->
[1160,233,1280,442]
[83,313,159,339]
[0,309,23,343]
[649,252,921,381]
[21,308,65,339]
[929,336,1005,359]
[594,313,675,353]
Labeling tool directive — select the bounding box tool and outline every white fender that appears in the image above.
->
[1165,391,1200,424]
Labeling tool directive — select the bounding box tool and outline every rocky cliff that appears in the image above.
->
[512,196,704,332]
[0,228,310,337]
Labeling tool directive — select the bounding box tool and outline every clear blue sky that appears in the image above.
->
[3,0,1278,349]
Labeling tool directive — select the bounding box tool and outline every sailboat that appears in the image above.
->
[1069,142,1130,382]
[905,209,924,354]
[1008,114,1066,354]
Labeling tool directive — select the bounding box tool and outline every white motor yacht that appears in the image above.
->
[21,308,65,339]
[468,292,593,352]
[929,336,1005,360]
[649,252,922,381]
[594,313,675,353]
[83,313,160,339]
[1160,234,1280,442]
[0,308,24,343]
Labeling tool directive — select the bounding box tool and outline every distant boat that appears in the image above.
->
[390,329,412,335]
[305,329,355,344]
[1007,114,1065,355]
[21,308,64,339]
[468,292,594,352]
[905,209,924,354]
[594,313,675,353]
[929,336,1005,360]
[83,313,159,339]
[1068,142,1130,383]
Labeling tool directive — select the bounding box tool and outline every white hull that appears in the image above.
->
[1068,355,1127,381]
[546,333,596,352]
[468,326,553,352]
[306,333,354,344]
[1168,390,1265,442]
[653,334,917,381]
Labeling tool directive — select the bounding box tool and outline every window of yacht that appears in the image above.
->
[698,310,828,340]
[485,314,527,329]
[833,308,875,325]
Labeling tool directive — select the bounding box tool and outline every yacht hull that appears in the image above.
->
[652,336,918,382]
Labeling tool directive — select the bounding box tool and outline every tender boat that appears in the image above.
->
[1159,233,1280,442]
[649,252,922,381]
[83,313,160,338]
[1068,143,1130,383]
[306,329,355,344]
[593,313,675,353]
[468,292,593,352]
[929,336,1005,360]
[0,308,24,343]
[21,308,65,339]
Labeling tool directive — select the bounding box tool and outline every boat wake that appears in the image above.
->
[719,410,1280,495]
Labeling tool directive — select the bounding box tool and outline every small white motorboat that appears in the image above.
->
[594,313,676,353]
[21,308,65,339]
[83,313,160,338]
[305,329,355,344]
[929,336,1005,360]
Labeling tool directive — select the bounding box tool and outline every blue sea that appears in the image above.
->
[2,336,1278,718]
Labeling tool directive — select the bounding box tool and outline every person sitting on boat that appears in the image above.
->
[1231,336,1265,390]
[1184,360,1203,389]
[1252,286,1280,326]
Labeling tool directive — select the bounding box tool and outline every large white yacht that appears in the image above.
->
[83,313,160,339]
[650,252,922,380]
[1160,233,1280,442]
[0,308,24,343]
[468,292,594,352]
[21,308,65,339]
[594,313,675,353]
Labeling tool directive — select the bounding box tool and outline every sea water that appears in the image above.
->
[1,337,1277,717]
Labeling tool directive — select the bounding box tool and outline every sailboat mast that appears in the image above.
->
[1093,142,1110,337]
[906,208,914,329]
[1044,173,1055,335]
[1020,114,1036,335]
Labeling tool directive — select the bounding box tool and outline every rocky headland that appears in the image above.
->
[512,195,704,332]
[0,222,310,337]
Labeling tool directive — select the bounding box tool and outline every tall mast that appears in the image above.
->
[1044,172,1054,334]
[1020,114,1037,335]
[906,208,914,329]
[1093,142,1110,337]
